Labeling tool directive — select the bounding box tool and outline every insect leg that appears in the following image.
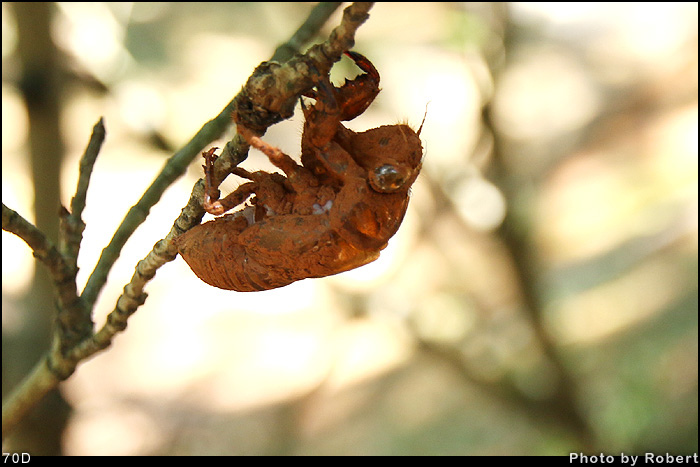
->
[201,147,222,212]
[300,78,367,183]
[203,181,257,216]
[301,77,341,150]
[335,51,381,122]
[231,166,255,180]
[237,125,305,181]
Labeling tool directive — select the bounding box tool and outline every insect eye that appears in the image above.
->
[370,164,407,193]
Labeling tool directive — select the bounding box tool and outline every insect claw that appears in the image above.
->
[344,51,380,83]
[202,147,219,165]
[203,198,226,216]
[333,51,381,121]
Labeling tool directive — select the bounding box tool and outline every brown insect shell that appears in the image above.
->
[176,202,380,292]
[176,121,423,292]
[175,144,378,291]
[327,123,423,251]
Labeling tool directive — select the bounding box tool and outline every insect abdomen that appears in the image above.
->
[176,212,380,292]
[176,216,282,291]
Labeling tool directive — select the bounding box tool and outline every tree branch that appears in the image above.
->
[1,205,83,338]
[74,2,373,361]
[2,3,374,440]
[79,2,351,311]
[2,204,62,269]
[61,117,106,263]
[271,2,343,63]
[1,357,60,441]
[55,118,107,346]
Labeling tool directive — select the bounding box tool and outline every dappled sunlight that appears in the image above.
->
[493,49,600,142]
[64,402,164,456]
[550,255,693,345]
[54,2,133,83]
[2,2,697,456]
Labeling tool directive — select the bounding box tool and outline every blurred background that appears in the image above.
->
[2,2,697,456]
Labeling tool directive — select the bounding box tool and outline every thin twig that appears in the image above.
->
[70,118,106,223]
[271,2,343,63]
[3,204,62,267]
[61,117,106,264]
[231,2,373,134]
[1,205,81,321]
[1,357,60,441]
[54,118,107,345]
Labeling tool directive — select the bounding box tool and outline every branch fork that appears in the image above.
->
[2,2,374,440]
